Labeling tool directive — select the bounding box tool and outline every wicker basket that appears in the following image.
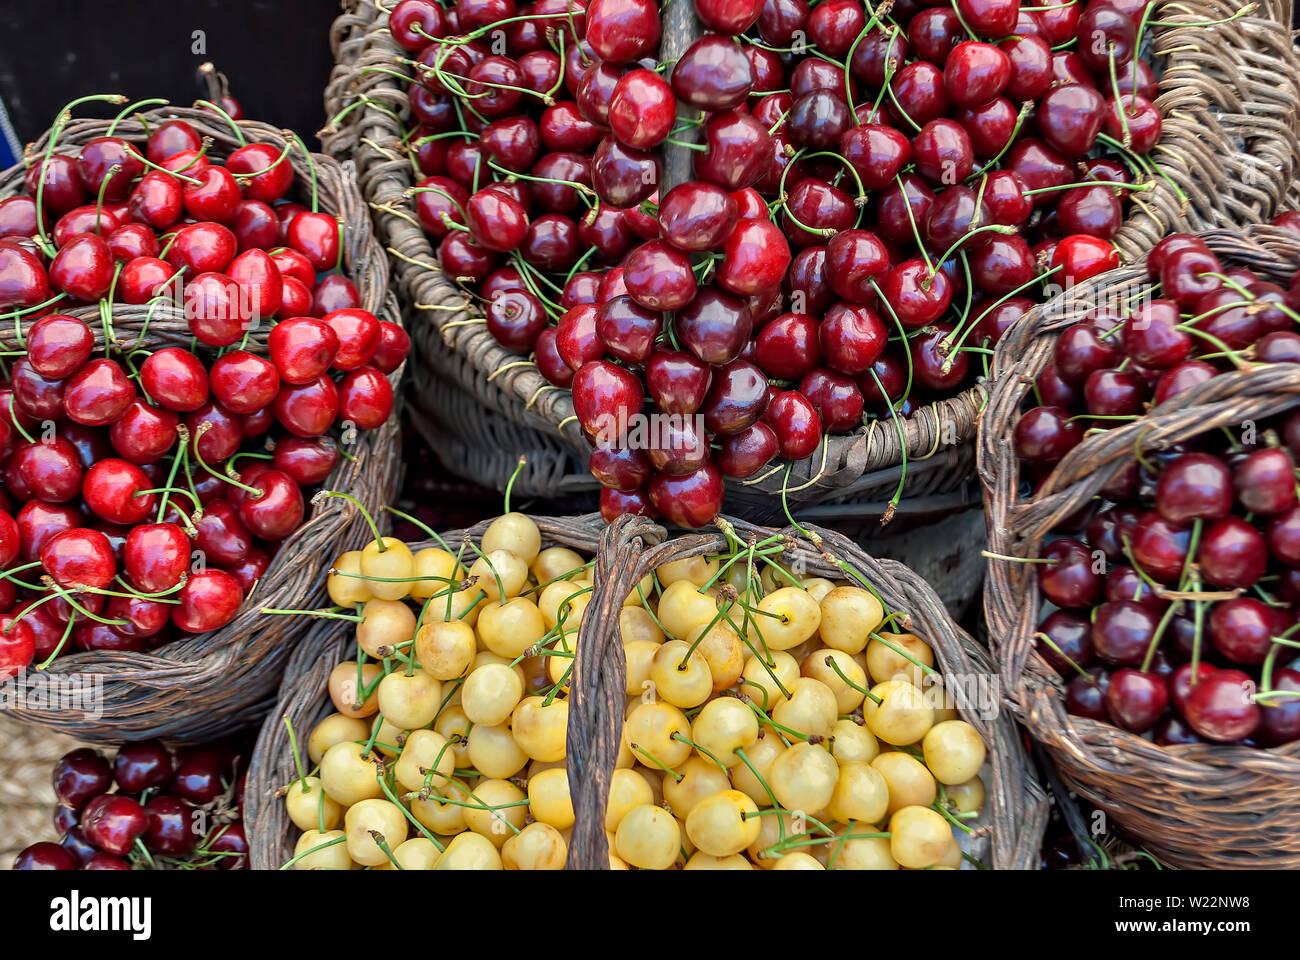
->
[247,512,1045,869]
[0,105,403,742]
[980,225,1300,869]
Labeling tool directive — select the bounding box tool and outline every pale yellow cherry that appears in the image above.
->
[356,599,416,659]
[866,631,935,685]
[656,554,719,589]
[467,549,529,602]
[768,741,839,813]
[389,837,441,870]
[462,779,527,848]
[620,605,664,645]
[307,713,370,765]
[929,679,960,723]
[466,723,528,779]
[605,767,654,831]
[327,661,381,718]
[623,570,657,606]
[531,545,586,586]
[635,766,666,807]
[376,671,442,731]
[750,587,822,652]
[772,677,837,741]
[477,596,546,659]
[829,717,879,765]
[800,577,836,605]
[545,640,575,688]
[730,732,782,805]
[829,823,897,870]
[415,620,476,681]
[481,512,541,565]
[292,829,353,870]
[656,579,720,640]
[687,621,745,692]
[864,678,935,745]
[773,852,824,870]
[739,650,799,712]
[935,830,963,868]
[614,804,681,870]
[433,704,472,767]
[511,696,569,762]
[319,740,382,806]
[369,715,408,759]
[922,719,987,785]
[818,586,884,653]
[623,700,691,769]
[946,775,986,814]
[649,639,713,709]
[360,537,415,602]
[747,810,803,868]
[690,696,759,767]
[395,728,455,792]
[624,640,661,696]
[285,776,342,831]
[471,650,527,683]
[408,547,466,603]
[800,649,867,713]
[827,762,890,824]
[434,831,503,869]
[420,587,485,627]
[662,756,731,819]
[327,551,371,606]
[502,821,567,869]
[344,798,408,866]
[684,852,753,869]
[461,663,524,727]
[685,789,760,857]
[537,579,592,630]
[409,781,468,836]
[527,767,575,829]
[871,751,937,815]
[889,805,952,868]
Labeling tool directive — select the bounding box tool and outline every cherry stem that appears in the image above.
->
[930,225,1018,275]
[35,614,78,671]
[1034,631,1093,680]
[190,424,264,496]
[893,174,933,274]
[868,367,908,519]
[282,714,308,792]
[233,138,294,180]
[503,456,527,515]
[106,97,169,136]
[31,94,128,253]
[314,490,385,551]
[287,132,319,212]
[122,141,205,186]
[194,99,247,146]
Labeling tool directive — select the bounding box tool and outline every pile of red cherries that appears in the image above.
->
[386,0,1176,526]
[0,104,409,679]
[1020,225,1300,747]
[13,740,248,870]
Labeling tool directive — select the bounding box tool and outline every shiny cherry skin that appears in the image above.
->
[645,350,713,415]
[269,317,340,384]
[586,0,660,64]
[273,375,339,438]
[717,218,790,297]
[675,286,753,365]
[1091,600,1157,666]
[764,390,822,459]
[81,794,149,857]
[49,233,114,302]
[337,366,394,430]
[1036,609,1095,676]
[287,212,341,272]
[819,303,887,375]
[1105,668,1168,733]
[124,523,189,594]
[12,842,78,870]
[595,295,661,363]
[1197,516,1266,589]
[718,422,780,478]
[173,569,244,633]
[1039,537,1102,609]
[1209,597,1278,665]
[647,462,724,528]
[570,359,644,441]
[1233,448,1297,516]
[1257,668,1300,745]
[113,740,174,794]
[82,459,156,526]
[52,748,113,811]
[1013,405,1082,463]
[702,359,769,436]
[1183,668,1260,742]
[756,313,821,380]
[657,181,738,252]
[1156,452,1232,523]
[41,527,117,590]
[143,795,198,857]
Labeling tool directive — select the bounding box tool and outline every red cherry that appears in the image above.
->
[1051,234,1119,286]
[13,438,81,503]
[1183,669,1260,742]
[764,390,822,459]
[609,69,676,149]
[645,350,713,415]
[80,794,149,856]
[0,245,51,310]
[1105,668,1168,733]
[186,401,243,464]
[82,459,156,526]
[657,181,739,253]
[140,347,209,412]
[119,256,178,305]
[623,240,697,310]
[338,366,394,430]
[227,248,283,325]
[287,212,341,271]
[170,222,237,274]
[322,308,381,371]
[124,523,189,593]
[272,436,340,486]
[671,35,755,112]
[110,400,179,465]
[717,218,790,297]
[274,375,339,437]
[64,358,135,426]
[586,0,660,63]
[1197,516,1267,590]
[227,142,295,204]
[183,272,244,346]
[555,302,604,371]
[49,233,113,301]
[173,569,243,633]
[237,469,304,541]
[647,462,724,528]
[41,527,116,590]
[718,422,779,478]
[595,295,661,363]
[599,486,655,522]
[232,199,281,250]
[269,317,340,383]
[372,322,411,374]
[208,350,280,415]
[76,137,145,201]
[570,360,644,441]
[0,614,35,679]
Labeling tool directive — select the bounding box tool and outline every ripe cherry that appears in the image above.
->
[173,569,243,633]
[52,748,113,811]
[1183,669,1260,742]
[338,366,394,430]
[1105,668,1168,733]
[648,462,724,528]
[81,794,149,857]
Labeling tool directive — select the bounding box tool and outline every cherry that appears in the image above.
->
[173,569,243,633]
[194,501,254,568]
[645,350,712,415]
[676,285,753,365]
[646,414,709,475]
[718,421,779,478]
[183,271,244,346]
[570,359,644,441]
[1083,368,1145,417]
[701,359,769,436]
[608,68,676,150]
[658,181,738,253]
[209,820,249,870]
[590,442,653,491]
[585,0,659,64]
[1075,3,1136,73]
[227,547,270,596]
[372,322,411,374]
[81,793,149,856]
[1105,668,1168,733]
[1065,667,1110,721]
[1183,668,1259,742]
[0,197,37,240]
[1039,537,1102,609]
[237,469,304,541]
[41,527,116,591]
[1160,245,1223,307]
[203,350,279,416]
[1051,234,1119,287]
[82,459,155,526]
[107,222,161,262]
[799,368,864,433]
[717,218,790,297]
[519,213,579,272]
[122,523,189,594]
[271,436,339,487]
[10,360,66,421]
[269,317,340,385]
[143,795,198,857]
[824,229,889,305]
[52,748,113,811]
[1001,33,1052,101]
[25,155,87,214]
[231,199,280,250]
[541,101,603,153]
[1233,448,1297,516]
[287,212,340,272]
[595,295,661,363]
[413,176,468,238]
[849,26,909,87]
[1208,597,1276,665]
[1267,505,1300,566]
[670,35,754,115]
[1257,667,1300,745]
[1197,516,1267,589]
[694,111,772,192]
[227,248,283,324]
[0,244,50,311]
[77,137,145,201]
[0,613,35,679]
[648,462,723,528]
[556,302,604,371]
[527,154,589,214]
[182,166,241,225]
[1153,360,1216,406]
[109,401,179,466]
[1013,405,1082,463]
[1102,94,1161,155]
[840,124,911,192]
[170,222,237,274]
[140,347,209,413]
[170,749,230,806]
[818,303,887,376]
[16,501,80,564]
[1121,299,1191,369]
[909,324,968,392]
[944,41,1011,108]
[117,257,175,305]
[49,233,113,301]
[52,205,120,247]
[12,842,77,871]
[14,438,83,503]
[486,288,548,354]
[876,173,936,245]
[756,313,820,380]
[1092,600,1157,666]
[759,390,819,459]
[1152,452,1231,524]
[227,142,295,204]
[889,61,949,127]
[338,366,394,430]
[623,240,696,310]
[1037,609,1095,676]
[321,308,380,371]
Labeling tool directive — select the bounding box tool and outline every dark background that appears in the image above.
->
[0,0,337,147]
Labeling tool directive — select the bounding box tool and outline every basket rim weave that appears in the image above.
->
[979,223,1300,869]
[0,104,403,743]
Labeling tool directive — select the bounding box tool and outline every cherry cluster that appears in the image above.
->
[385,0,1168,526]
[13,741,248,870]
[0,107,410,680]
[1016,228,1300,747]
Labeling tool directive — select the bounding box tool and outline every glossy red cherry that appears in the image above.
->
[0,613,35,679]
[623,240,696,310]
[586,0,660,63]
[909,324,968,392]
[570,359,644,441]
[555,302,603,371]
[52,748,113,810]
[63,358,134,426]
[287,212,341,271]
[26,155,87,214]
[645,350,713,415]
[595,295,661,364]
[1233,448,1297,516]
[82,459,155,526]
[676,286,753,365]
[764,389,822,460]
[1183,668,1259,742]
[486,288,548,354]
[608,69,676,150]
[142,795,198,857]
[717,219,790,297]
[170,222,237,274]
[112,741,175,798]
[944,41,1011,108]
[12,842,78,870]
[1257,668,1300,745]
[237,469,304,541]
[41,527,116,590]
[647,462,723,528]
[1105,668,1168,733]
[1197,516,1266,589]
[77,137,145,201]
[49,233,113,301]
[755,313,820,380]
[701,359,769,436]
[1155,452,1231,524]
[1013,405,1082,463]
[590,442,653,492]
[138,347,208,413]
[173,569,243,633]
[1051,234,1119,286]
[718,422,779,478]
[227,142,295,204]
[227,248,283,324]
[694,111,772,192]
[657,181,738,253]
[273,375,339,438]
[840,124,912,191]
[338,366,394,430]
[124,523,189,594]
[110,400,179,465]
[0,244,50,310]
[1039,538,1102,609]
[269,317,339,384]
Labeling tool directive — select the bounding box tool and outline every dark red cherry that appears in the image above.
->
[1105,668,1168,733]
[1183,668,1259,742]
[13,842,78,871]
[269,317,339,384]
[570,359,644,441]
[718,421,779,478]
[623,240,696,311]
[77,136,145,202]
[586,0,660,64]
[63,358,134,426]
[1039,537,1102,609]
[1013,405,1082,463]
[694,111,772,192]
[648,462,723,528]
[658,181,738,252]
[49,233,113,301]
[1209,597,1277,665]
[1196,516,1266,589]
[595,295,661,364]
[1036,610,1095,677]
[486,288,548,355]
[1155,453,1231,524]
[600,486,654,522]
[52,748,112,811]
[702,359,769,436]
[589,442,652,492]
[676,285,753,365]
[1233,448,1297,516]
[671,35,754,112]
[273,375,339,438]
[645,350,712,415]
[238,469,304,541]
[888,61,949,127]
[1257,668,1300,745]
[756,313,821,380]
[81,794,149,856]
[1065,667,1110,721]
[173,569,243,633]
[1153,360,1216,406]
[819,303,887,375]
[1075,3,1136,73]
